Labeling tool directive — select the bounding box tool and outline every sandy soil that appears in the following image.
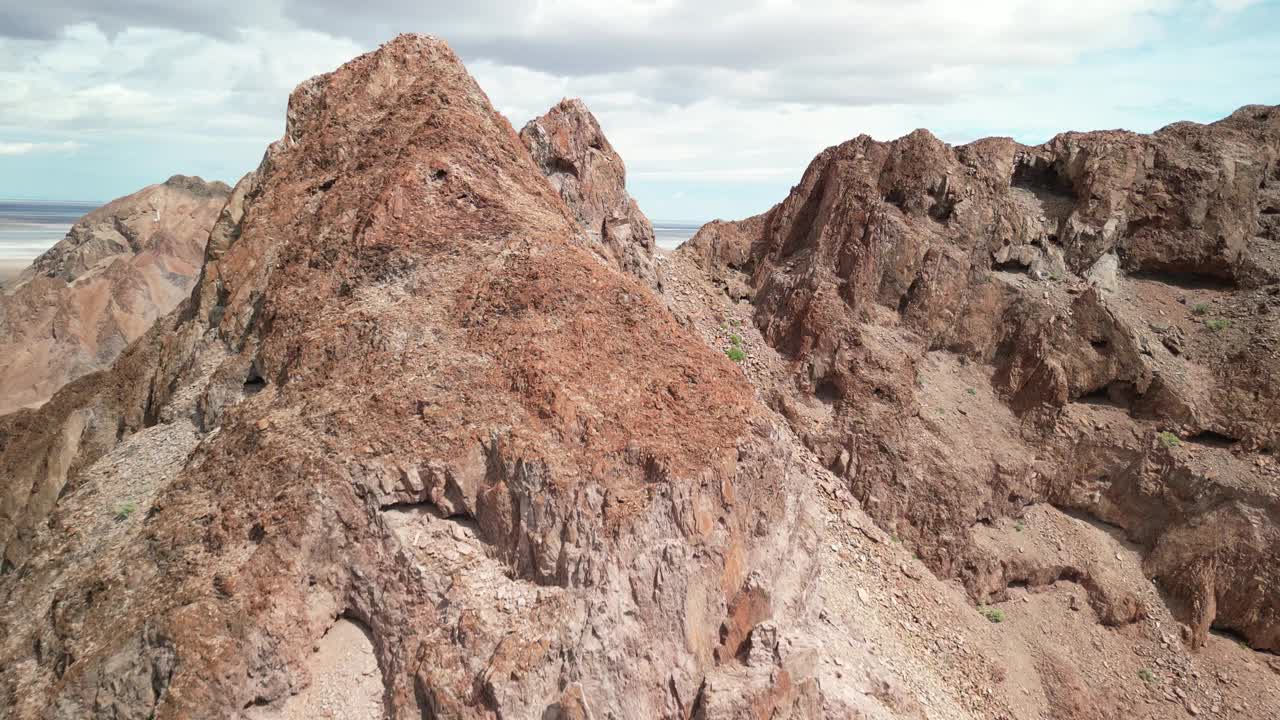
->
[246,618,387,720]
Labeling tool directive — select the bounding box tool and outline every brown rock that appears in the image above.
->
[686,105,1280,651]
[4,32,1278,720]
[0,36,822,720]
[677,213,768,300]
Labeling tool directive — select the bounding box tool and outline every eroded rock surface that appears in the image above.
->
[679,106,1280,656]
[521,98,662,289]
[0,176,229,415]
[0,36,849,720]
[3,33,1279,720]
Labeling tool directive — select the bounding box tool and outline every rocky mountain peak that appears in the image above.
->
[520,97,662,289]
[681,102,1280,657]
[3,33,1279,720]
[0,35,815,719]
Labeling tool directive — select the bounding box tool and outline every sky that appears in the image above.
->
[0,1,1277,223]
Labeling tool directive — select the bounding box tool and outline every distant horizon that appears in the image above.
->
[0,197,708,263]
[0,196,716,228]
[0,197,104,205]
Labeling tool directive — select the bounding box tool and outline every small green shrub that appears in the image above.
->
[115,502,137,522]
[1191,303,1211,316]
[1138,668,1156,683]
[981,607,1005,623]
[1014,520,1025,533]
[1204,318,1231,332]
[725,347,746,363]
[1158,431,1182,448]
[965,388,977,396]
[729,333,743,347]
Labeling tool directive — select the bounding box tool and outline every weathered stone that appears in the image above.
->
[0,36,822,720]
[520,98,662,290]
[687,105,1280,653]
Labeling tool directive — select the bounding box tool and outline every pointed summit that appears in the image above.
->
[521,98,662,289]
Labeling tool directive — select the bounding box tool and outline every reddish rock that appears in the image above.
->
[3,33,1278,720]
[520,98,662,289]
[677,212,768,300]
[0,36,821,719]
[690,106,1280,652]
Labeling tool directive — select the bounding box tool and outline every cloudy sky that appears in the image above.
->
[1,1,1277,221]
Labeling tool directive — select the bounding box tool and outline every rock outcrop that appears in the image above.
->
[521,98,662,289]
[4,34,1280,720]
[0,176,229,414]
[680,212,768,301]
[680,107,1280,652]
[0,36,844,719]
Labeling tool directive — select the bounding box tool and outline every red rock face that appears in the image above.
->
[689,107,1280,651]
[0,176,229,415]
[0,36,821,719]
[520,98,663,290]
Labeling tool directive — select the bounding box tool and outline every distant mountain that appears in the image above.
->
[0,175,229,414]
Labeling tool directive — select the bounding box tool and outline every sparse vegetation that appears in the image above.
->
[1204,317,1231,332]
[114,502,136,522]
[981,607,1005,624]
[1158,431,1182,448]
[965,387,977,396]
[1191,302,1211,316]
[725,331,746,362]
[1138,668,1156,683]
[1014,520,1025,533]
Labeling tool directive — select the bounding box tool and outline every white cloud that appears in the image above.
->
[0,23,361,138]
[1209,0,1260,10]
[0,140,82,155]
[0,1,1274,219]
